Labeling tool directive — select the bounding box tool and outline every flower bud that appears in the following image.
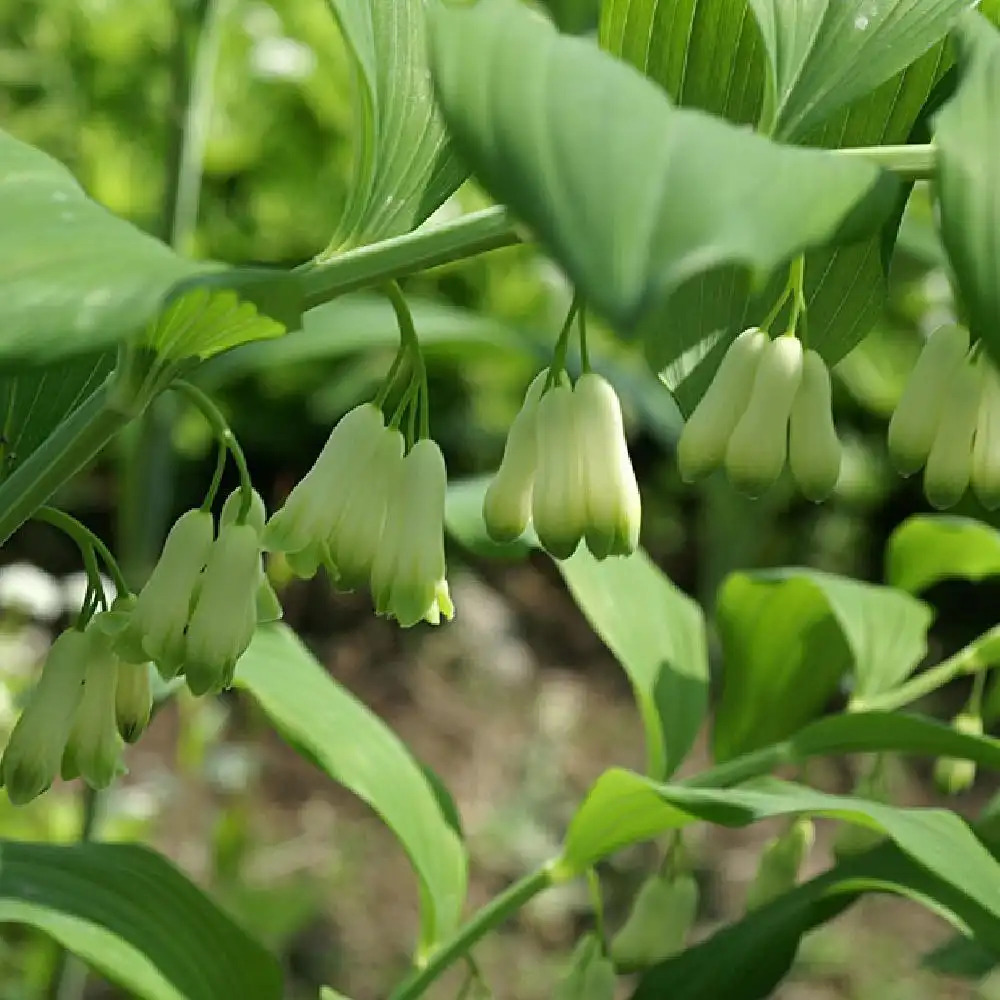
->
[120,509,214,677]
[788,351,841,502]
[115,661,152,744]
[888,324,970,476]
[575,373,642,558]
[483,370,549,543]
[933,712,983,795]
[532,384,586,559]
[973,357,1000,510]
[371,439,454,627]
[610,872,698,972]
[330,427,405,589]
[1,629,90,804]
[923,360,982,510]
[264,404,386,578]
[725,336,804,497]
[678,328,768,482]
[556,933,616,1000]
[61,630,125,790]
[745,817,814,911]
[184,522,261,695]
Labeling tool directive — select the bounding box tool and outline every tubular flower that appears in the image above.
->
[264,403,386,579]
[678,327,768,482]
[119,509,214,677]
[973,356,1000,510]
[330,425,405,589]
[0,629,90,804]
[483,369,551,543]
[933,712,983,795]
[115,661,152,744]
[532,383,587,560]
[575,373,641,558]
[222,488,282,625]
[61,629,124,790]
[370,438,454,627]
[610,872,698,971]
[788,350,842,502]
[725,335,804,497]
[555,934,616,1000]
[923,359,982,510]
[745,817,815,911]
[888,323,970,476]
[184,522,261,695]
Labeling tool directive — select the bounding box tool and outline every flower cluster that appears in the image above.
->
[482,370,641,560]
[677,329,842,501]
[0,615,151,805]
[888,323,1000,510]
[264,403,453,627]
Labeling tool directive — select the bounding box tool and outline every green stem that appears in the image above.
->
[389,866,556,1000]
[578,307,591,373]
[587,868,606,946]
[836,143,937,181]
[202,439,227,512]
[34,507,130,599]
[382,283,430,439]
[546,296,581,390]
[682,741,796,789]
[0,378,140,550]
[849,625,1000,713]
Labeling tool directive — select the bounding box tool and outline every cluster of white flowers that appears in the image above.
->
[677,329,842,501]
[483,370,641,560]
[888,323,1000,510]
[264,403,453,627]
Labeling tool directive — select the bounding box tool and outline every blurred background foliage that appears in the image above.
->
[1,1,998,998]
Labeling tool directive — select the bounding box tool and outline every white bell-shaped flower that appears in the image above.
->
[888,324,970,476]
[532,383,587,559]
[115,661,152,744]
[725,336,804,497]
[222,488,283,624]
[330,425,405,589]
[678,328,768,482]
[264,403,386,578]
[483,369,550,543]
[120,509,214,677]
[788,350,842,502]
[184,522,261,695]
[61,629,125,790]
[370,439,454,627]
[923,360,982,510]
[574,373,641,558]
[0,628,90,804]
[973,356,1000,510]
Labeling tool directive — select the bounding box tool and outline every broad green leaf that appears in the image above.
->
[923,934,998,979]
[428,0,897,340]
[749,0,974,140]
[934,13,1000,361]
[235,624,467,946]
[630,830,1000,1000]
[600,0,767,126]
[0,129,300,365]
[0,840,281,1000]
[324,0,466,248]
[713,569,932,760]
[0,353,114,476]
[560,772,1000,924]
[886,514,1000,593]
[542,0,601,34]
[558,548,708,780]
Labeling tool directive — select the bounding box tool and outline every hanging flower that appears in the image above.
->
[115,661,152,744]
[788,349,842,502]
[973,356,1000,509]
[923,359,982,510]
[0,629,90,804]
[370,438,454,627]
[222,488,282,625]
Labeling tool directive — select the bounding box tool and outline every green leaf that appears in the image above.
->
[560,773,1000,923]
[325,0,467,248]
[749,0,974,140]
[923,934,998,979]
[630,832,1000,1000]
[428,0,897,340]
[0,129,300,365]
[600,0,767,126]
[934,13,1000,360]
[0,840,281,1000]
[0,353,114,476]
[886,514,1000,593]
[235,624,467,946]
[557,547,709,780]
[713,569,932,761]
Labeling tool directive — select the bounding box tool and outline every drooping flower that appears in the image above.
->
[725,335,804,497]
[184,521,261,695]
[678,328,768,482]
[370,438,454,627]
[610,872,698,971]
[0,628,90,804]
[788,349,842,502]
[115,661,153,744]
[973,356,1000,510]
[61,629,125,790]
[933,712,983,795]
[923,359,982,510]
[483,369,550,543]
[574,373,641,558]
[222,488,282,625]
[264,403,386,578]
[118,509,214,677]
